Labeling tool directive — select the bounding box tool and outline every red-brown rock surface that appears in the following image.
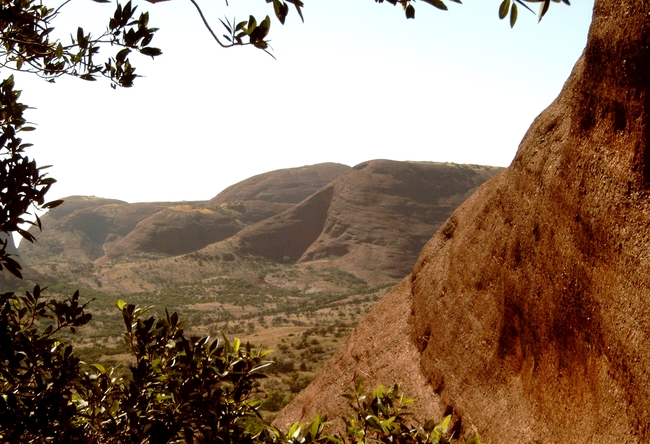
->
[276,2,650,442]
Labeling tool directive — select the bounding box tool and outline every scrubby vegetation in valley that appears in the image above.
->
[9,261,393,416]
[0,287,480,443]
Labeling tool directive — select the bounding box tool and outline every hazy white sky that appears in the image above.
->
[17,0,594,203]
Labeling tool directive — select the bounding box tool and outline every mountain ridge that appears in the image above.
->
[189,160,503,284]
[18,160,502,289]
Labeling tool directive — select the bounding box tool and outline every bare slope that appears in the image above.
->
[102,163,350,260]
[277,2,650,442]
[17,196,170,263]
[20,164,350,263]
[18,161,500,290]
[224,160,502,284]
[100,203,248,260]
[208,162,350,206]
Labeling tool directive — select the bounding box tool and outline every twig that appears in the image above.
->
[188,0,230,48]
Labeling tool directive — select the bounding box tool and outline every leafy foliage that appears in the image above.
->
[0,0,161,86]
[373,0,568,22]
[190,0,569,58]
[80,300,276,443]
[0,0,163,278]
[0,75,62,278]
[498,0,570,28]
[0,287,480,443]
[0,286,92,442]
[277,378,484,444]
[0,288,276,443]
[340,379,480,444]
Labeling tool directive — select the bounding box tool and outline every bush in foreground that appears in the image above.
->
[0,287,480,443]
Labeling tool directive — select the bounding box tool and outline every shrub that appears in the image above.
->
[262,390,288,413]
[0,286,91,442]
[0,287,481,444]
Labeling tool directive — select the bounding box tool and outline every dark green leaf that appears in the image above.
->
[139,47,162,57]
[272,0,287,24]
[421,0,448,11]
[405,4,415,19]
[2,256,22,279]
[514,0,535,14]
[43,199,64,209]
[499,0,510,19]
[510,2,518,27]
[247,15,257,33]
[539,0,551,21]
[116,48,131,62]
[219,17,232,34]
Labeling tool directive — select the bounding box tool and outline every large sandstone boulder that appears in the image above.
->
[276,1,650,442]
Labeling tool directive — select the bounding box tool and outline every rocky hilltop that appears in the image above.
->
[276,1,650,442]
[19,164,349,263]
[18,196,171,263]
[223,160,500,283]
[100,163,350,260]
[207,162,350,207]
[19,161,501,287]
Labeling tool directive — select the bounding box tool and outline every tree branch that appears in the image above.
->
[188,0,231,48]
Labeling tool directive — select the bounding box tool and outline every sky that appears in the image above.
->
[15,0,595,204]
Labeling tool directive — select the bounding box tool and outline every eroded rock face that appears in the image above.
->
[277,2,650,441]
